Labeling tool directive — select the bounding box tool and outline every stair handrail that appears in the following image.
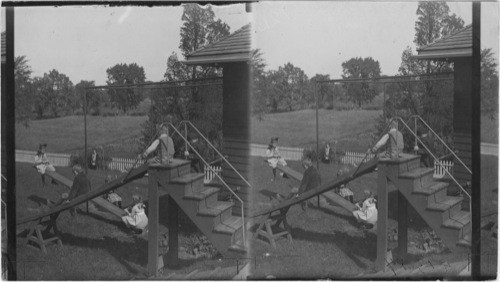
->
[409,115,472,175]
[165,123,247,247]
[351,121,393,177]
[179,120,253,190]
[393,118,471,212]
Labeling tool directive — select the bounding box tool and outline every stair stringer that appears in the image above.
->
[384,172,468,253]
[158,176,245,257]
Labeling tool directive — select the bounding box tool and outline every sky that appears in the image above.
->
[4,2,499,85]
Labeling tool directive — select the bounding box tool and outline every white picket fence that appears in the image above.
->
[108,157,144,172]
[204,164,222,183]
[338,150,454,178]
[250,143,303,161]
[15,150,71,167]
[15,149,222,183]
[433,160,454,178]
[340,151,375,166]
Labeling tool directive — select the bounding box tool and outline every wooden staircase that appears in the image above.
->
[381,154,471,252]
[156,161,247,257]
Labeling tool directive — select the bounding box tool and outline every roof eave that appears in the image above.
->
[184,53,252,65]
[412,49,472,60]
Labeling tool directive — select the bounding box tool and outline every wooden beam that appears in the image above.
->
[166,195,179,268]
[375,164,389,271]
[147,169,159,277]
[471,2,481,279]
[396,191,408,262]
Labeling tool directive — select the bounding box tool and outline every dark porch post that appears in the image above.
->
[471,2,481,278]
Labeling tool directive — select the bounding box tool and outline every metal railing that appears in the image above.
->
[166,122,248,247]
[394,117,472,212]
[409,115,472,175]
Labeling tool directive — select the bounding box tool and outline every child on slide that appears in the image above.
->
[266,137,287,181]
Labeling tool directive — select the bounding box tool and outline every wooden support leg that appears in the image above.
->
[396,190,408,263]
[147,170,159,277]
[166,195,179,268]
[264,221,277,249]
[375,165,389,271]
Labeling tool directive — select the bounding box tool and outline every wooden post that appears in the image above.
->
[166,195,179,268]
[375,164,389,271]
[147,169,159,277]
[471,2,481,278]
[396,190,408,263]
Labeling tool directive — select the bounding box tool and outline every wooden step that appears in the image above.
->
[198,201,234,216]
[427,196,463,212]
[184,187,219,201]
[413,181,449,205]
[442,211,470,229]
[214,216,243,234]
[413,181,448,195]
[457,233,471,248]
[228,240,247,253]
[399,167,434,179]
[170,172,204,185]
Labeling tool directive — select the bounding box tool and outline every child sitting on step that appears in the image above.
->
[122,194,148,234]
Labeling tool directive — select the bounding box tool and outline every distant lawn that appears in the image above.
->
[251,109,382,150]
[15,115,148,155]
[481,115,498,144]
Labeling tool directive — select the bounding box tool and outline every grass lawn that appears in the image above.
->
[250,109,381,150]
[15,115,147,156]
[248,155,498,279]
[481,115,498,144]
[14,162,236,280]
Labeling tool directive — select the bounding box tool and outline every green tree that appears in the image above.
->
[106,63,146,113]
[142,4,231,151]
[272,62,309,112]
[31,69,74,118]
[310,74,334,108]
[251,49,269,120]
[341,57,381,107]
[14,56,34,125]
[481,48,499,119]
[178,3,230,117]
[75,80,110,116]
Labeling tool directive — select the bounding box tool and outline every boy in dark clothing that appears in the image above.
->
[184,135,205,173]
[65,164,91,216]
[291,151,321,210]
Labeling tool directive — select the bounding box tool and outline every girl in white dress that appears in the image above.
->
[122,195,148,232]
[266,137,287,181]
[352,190,378,227]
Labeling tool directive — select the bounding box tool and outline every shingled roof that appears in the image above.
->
[184,24,252,65]
[1,32,6,64]
[414,25,472,59]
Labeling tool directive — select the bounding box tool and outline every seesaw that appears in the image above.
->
[17,164,149,253]
[250,158,378,247]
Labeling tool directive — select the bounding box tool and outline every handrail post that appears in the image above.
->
[184,121,188,160]
[414,116,418,153]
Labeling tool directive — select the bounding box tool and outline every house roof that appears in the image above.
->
[184,24,252,65]
[1,32,6,64]
[414,25,472,60]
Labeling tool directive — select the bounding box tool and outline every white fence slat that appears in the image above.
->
[204,164,222,184]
